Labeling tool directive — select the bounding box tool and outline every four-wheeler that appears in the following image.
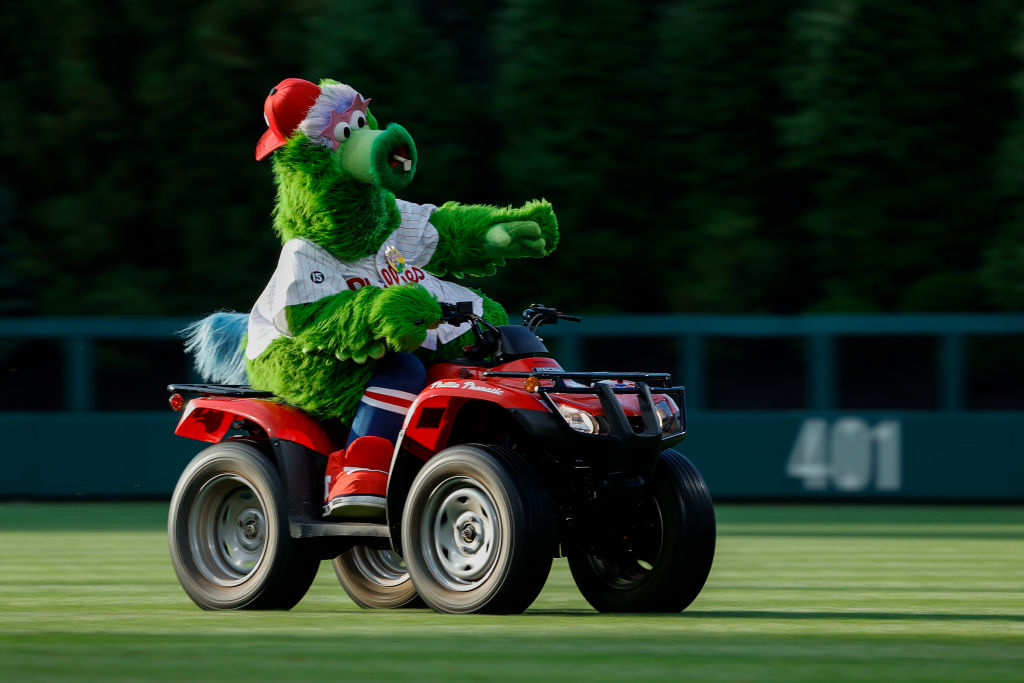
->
[166,304,715,614]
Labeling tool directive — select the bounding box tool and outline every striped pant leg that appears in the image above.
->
[346,352,426,448]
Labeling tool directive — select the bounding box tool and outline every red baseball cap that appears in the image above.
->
[255,78,322,161]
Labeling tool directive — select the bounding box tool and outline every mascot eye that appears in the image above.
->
[332,121,352,142]
[349,110,367,129]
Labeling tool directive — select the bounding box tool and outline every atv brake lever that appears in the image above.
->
[522,304,581,330]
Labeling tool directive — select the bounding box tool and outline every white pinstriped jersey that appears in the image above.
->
[246,200,483,359]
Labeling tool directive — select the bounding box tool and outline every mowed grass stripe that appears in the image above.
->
[1,503,1022,682]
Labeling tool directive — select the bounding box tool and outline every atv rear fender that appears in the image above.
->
[173,395,338,456]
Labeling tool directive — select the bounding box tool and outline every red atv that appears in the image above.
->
[166,304,715,614]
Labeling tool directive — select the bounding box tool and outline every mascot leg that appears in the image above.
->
[323,352,426,519]
[345,352,427,445]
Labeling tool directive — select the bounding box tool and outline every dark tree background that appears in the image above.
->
[3,0,1024,318]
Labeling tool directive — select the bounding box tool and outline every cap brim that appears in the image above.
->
[255,127,285,161]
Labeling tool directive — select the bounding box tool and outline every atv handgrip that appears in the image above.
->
[522,304,581,330]
[439,300,475,325]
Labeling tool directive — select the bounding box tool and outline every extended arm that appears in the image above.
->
[425,199,559,278]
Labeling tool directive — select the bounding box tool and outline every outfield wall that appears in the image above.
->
[690,411,1023,501]
[1,411,1020,501]
[2,315,1021,501]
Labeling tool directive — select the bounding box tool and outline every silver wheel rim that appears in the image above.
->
[420,476,501,591]
[189,474,269,586]
[349,547,410,587]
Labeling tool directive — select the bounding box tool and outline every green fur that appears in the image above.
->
[284,284,441,361]
[246,85,558,423]
[271,135,401,262]
[246,336,376,421]
[427,200,559,278]
[370,284,442,353]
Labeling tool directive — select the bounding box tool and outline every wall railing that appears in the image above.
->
[2,313,1023,413]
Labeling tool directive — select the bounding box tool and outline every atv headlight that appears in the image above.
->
[556,403,600,434]
[656,399,682,435]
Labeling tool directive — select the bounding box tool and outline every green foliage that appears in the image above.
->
[0,0,312,314]
[985,9,1024,309]
[490,0,665,311]
[655,0,803,312]
[301,0,475,206]
[783,0,1021,311]
[4,0,1024,315]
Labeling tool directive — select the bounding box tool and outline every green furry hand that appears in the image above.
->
[332,338,388,365]
[426,199,558,278]
[484,221,547,259]
[288,285,442,364]
[365,284,442,359]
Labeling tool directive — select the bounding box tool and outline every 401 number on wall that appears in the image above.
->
[786,418,902,493]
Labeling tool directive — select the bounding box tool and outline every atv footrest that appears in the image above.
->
[290,520,390,540]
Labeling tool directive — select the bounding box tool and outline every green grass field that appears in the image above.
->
[1,503,1022,681]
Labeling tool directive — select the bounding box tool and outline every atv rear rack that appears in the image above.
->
[167,383,275,398]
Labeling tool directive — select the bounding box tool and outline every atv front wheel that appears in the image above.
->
[168,441,320,610]
[401,444,554,614]
[567,449,715,613]
[332,546,421,609]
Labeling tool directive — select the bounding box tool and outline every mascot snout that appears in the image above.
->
[340,124,417,192]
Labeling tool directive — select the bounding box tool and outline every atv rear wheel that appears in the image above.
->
[332,546,422,609]
[168,441,320,610]
[401,444,554,614]
[567,449,715,613]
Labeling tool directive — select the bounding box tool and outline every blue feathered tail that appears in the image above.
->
[180,312,249,385]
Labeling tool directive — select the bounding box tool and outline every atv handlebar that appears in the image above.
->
[440,301,581,330]
[438,301,580,362]
[522,304,581,331]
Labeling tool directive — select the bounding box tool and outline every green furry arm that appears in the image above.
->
[285,284,442,364]
[426,199,559,278]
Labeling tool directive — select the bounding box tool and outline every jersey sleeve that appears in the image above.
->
[392,200,440,267]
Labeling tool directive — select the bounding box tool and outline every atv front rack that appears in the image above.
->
[482,370,687,444]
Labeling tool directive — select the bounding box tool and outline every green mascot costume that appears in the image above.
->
[185,78,558,519]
